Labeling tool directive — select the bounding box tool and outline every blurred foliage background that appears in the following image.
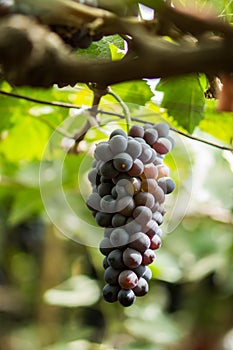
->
[0,0,233,349]
[0,79,232,350]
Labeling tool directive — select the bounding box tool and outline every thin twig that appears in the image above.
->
[0,89,83,110]
[108,87,131,132]
[169,127,233,151]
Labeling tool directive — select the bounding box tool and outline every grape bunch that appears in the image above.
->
[86,123,175,307]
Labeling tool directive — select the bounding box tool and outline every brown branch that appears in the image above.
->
[140,0,233,37]
[1,15,233,89]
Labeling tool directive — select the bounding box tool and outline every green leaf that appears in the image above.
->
[0,115,50,161]
[109,43,125,61]
[111,80,153,107]
[156,75,205,133]
[8,189,42,226]
[77,35,124,59]
[199,99,233,145]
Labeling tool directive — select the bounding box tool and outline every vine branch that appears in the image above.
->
[1,15,233,89]
[107,87,131,133]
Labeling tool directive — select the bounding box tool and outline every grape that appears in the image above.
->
[129,232,150,253]
[157,205,166,216]
[100,195,116,213]
[143,266,152,282]
[107,249,125,269]
[110,227,129,247]
[144,220,159,237]
[123,248,142,268]
[126,139,142,159]
[129,124,144,138]
[150,235,162,250]
[156,228,163,237]
[135,137,146,144]
[109,135,128,154]
[98,183,114,197]
[118,289,136,307]
[125,219,142,234]
[103,256,110,269]
[157,164,170,178]
[112,173,131,185]
[92,159,98,167]
[142,249,156,265]
[95,212,113,227]
[104,227,113,238]
[152,211,163,225]
[130,177,141,194]
[99,238,113,256]
[143,128,158,145]
[128,159,144,177]
[103,284,120,303]
[167,135,175,148]
[144,123,153,130]
[133,278,149,296]
[134,192,155,209]
[104,267,121,285]
[110,129,127,139]
[133,265,146,278]
[112,213,127,228]
[86,193,101,211]
[147,148,157,164]
[153,138,172,155]
[141,178,158,193]
[138,143,153,163]
[142,163,158,179]
[94,142,113,162]
[113,153,133,172]
[133,206,152,225]
[100,176,114,184]
[153,122,170,138]
[88,168,98,185]
[100,160,119,178]
[116,179,134,197]
[111,186,118,199]
[158,177,175,194]
[118,270,138,289]
[152,186,165,204]
[116,196,135,217]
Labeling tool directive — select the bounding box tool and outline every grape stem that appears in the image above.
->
[0,89,232,152]
[107,87,131,133]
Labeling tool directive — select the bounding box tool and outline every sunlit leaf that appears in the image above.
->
[77,35,124,59]
[156,75,205,133]
[44,275,100,307]
[199,99,233,145]
[111,81,153,107]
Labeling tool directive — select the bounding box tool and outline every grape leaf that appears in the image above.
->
[0,116,51,161]
[199,99,233,145]
[111,81,153,107]
[77,35,124,59]
[156,75,205,133]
